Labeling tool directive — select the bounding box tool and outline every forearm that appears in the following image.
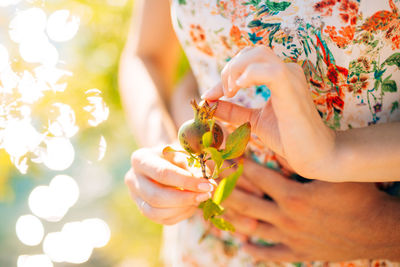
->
[322,123,400,182]
[119,53,176,147]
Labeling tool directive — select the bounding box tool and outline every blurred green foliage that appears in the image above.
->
[0,0,165,266]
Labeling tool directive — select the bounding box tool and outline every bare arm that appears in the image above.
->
[329,122,400,182]
[119,0,197,147]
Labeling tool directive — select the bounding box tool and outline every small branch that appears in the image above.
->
[199,153,208,179]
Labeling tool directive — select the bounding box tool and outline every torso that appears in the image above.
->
[163,0,400,266]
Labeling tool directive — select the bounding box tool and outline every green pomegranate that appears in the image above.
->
[178,100,223,155]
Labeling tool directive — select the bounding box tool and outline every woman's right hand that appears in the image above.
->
[125,146,214,225]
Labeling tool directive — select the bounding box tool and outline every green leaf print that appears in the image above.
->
[243,0,262,5]
[265,0,291,12]
[391,101,399,114]
[382,80,398,92]
[384,53,400,68]
[178,0,186,5]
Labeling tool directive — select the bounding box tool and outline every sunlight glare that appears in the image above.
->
[0,66,19,93]
[9,8,47,44]
[42,232,66,263]
[19,35,59,66]
[15,215,44,246]
[82,218,111,248]
[2,119,43,159]
[49,175,79,209]
[0,44,9,72]
[98,136,107,161]
[34,66,71,92]
[43,218,110,263]
[48,103,79,138]
[84,89,109,126]
[42,137,75,171]
[18,71,44,103]
[0,0,22,7]
[47,10,80,42]
[17,254,53,267]
[28,185,68,222]
[28,174,79,222]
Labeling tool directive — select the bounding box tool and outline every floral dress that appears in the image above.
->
[163,0,400,266]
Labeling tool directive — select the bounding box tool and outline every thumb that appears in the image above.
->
[213,100,261,132]
[201,82,224,101]
[213,100,283,156]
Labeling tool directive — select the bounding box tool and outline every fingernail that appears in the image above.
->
[196,192,212,202]
[201,90,212,99]
[236,77,244,87]
[198,183,213,192]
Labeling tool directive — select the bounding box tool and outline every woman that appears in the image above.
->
[120,0,400,265]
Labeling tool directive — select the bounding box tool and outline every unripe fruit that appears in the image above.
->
[178,100,223,155]
[178,119,223,154]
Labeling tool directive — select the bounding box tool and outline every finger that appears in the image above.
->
[162,206,198,225]
[222,46,278,98]
[131,149,213,192]
[134,195,196,223]
[206,159,263,197]
[127,172,212,208]
[224,189,281,224]
[224,210,284,243]
[243,243,296,262]
[201,83,224,100]
[236,62,288,99]
[214,100,261,128]
[236,174,264,197]
[242,158,301,200]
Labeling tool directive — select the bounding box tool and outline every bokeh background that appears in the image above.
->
[0,0,166,266]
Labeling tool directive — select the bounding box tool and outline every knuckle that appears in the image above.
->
[279,216,298,231]
[130,149,145,167]
[140,203,160,221]
[157,166,170,183]
[145,189,162,207]
[124,172,132,186]
[221,64,230,78]
[282,192,310,215]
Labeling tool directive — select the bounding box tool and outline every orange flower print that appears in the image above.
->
[361,0,400,49]
[189,24,214,56]
[315,0,359,48]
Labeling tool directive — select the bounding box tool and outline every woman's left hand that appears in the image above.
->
[223,159,400,262]
[202,46,337,180]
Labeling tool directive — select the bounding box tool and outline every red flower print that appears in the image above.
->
[316,0,359,47]
[189,24,214,56]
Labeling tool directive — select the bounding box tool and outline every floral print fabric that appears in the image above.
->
[163,0,400,266]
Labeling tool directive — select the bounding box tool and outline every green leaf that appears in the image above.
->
[382,80,398,92]
[213,164,243,204]
[203,147,223,170]
[222,122,251,159]
[384,53,400,68]
[162,146,189,155]
[187,157,194,167]
[201,199,224,220]
[202,131,213,148]
[391,101,399,114]
[178,0,186,4]
[211,217,235,232]
[265,0,291,12]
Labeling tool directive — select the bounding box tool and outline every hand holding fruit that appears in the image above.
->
[125,146,213,225]
[203,46,336,180]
